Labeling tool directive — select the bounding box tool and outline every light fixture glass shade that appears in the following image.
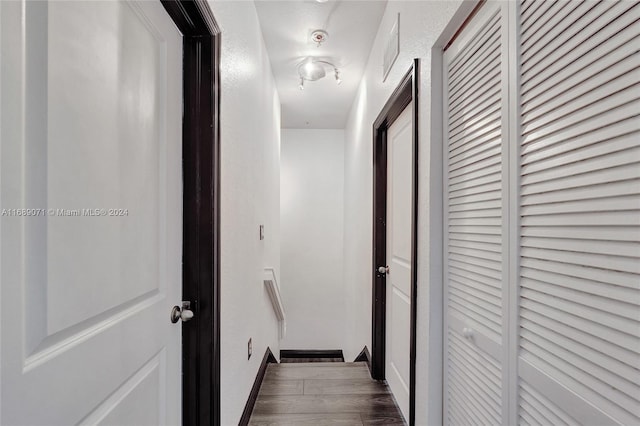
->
[297,57,341,88]
[299,60,326,81]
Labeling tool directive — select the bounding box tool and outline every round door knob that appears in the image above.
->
[377,265,389,274]
[171,303,195,324]
[181,309,194,322]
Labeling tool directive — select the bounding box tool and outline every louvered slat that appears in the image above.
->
[447,331,502,424]
[520,164,640,200]
[521,115,638,159]
[521,2,638,89]
[520,318,640,385]
[518,1,640,424]
[522,133,639,175]
[522,51,639,123]
[520,307,640,368]
[521,257,639,290]
[521,1,599,63]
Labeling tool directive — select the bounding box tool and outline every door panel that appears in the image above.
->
[385,103,413,421]
[46,0,163,337]
[443,2,507,424]
[0,1,182,424]
[517,1,640,424]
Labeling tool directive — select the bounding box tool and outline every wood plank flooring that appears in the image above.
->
[248,362,406,426]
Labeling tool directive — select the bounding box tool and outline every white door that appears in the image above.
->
[442,1,640,424]
[0,1,183,425]
[385,103,413,421]
[443,2,509,424]
[516,1,640,424]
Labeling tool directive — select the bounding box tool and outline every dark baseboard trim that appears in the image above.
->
[354,346,372,373]
[280,349,344,361]
[238,347,278,426]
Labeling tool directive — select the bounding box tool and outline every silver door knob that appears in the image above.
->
[181,309,194,322]
[377,265,389,274]
[171,301,194,323]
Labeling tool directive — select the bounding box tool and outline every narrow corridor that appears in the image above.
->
[249,362,406,425]
[2,0,639,424]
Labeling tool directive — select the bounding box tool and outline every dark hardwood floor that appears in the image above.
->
[248,362,406,426]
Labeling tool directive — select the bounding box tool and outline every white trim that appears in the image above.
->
[499,2,511,424]
[426,47,445,426]
[506,1,522,424]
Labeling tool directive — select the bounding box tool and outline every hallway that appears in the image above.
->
[249,362,405,425]
[1,0,639,424]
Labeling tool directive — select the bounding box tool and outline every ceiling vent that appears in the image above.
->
[383,14,400,81]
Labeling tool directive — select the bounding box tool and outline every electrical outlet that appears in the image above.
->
[248,338,252,360]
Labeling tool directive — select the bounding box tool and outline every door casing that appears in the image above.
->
[160,2,221,425]
[371,60,420,426]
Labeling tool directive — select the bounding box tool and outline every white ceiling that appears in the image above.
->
[255,0,387,129]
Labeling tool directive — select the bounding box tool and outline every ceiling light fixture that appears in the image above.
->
[297,57,342,89]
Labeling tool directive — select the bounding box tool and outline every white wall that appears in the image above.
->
[207,1,282,424]
[280,129,346,351]
[342,1,468,424]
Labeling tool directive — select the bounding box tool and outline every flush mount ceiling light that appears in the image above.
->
[297,57,342,90]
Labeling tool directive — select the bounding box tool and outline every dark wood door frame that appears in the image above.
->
[161,1,221,425]
[371,59,420,426]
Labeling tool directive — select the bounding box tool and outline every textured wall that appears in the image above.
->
[207,1,282,424]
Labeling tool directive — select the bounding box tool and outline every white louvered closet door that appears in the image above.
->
[443,2,510,425]
[445,0,640,424]
[517,1,640,424]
